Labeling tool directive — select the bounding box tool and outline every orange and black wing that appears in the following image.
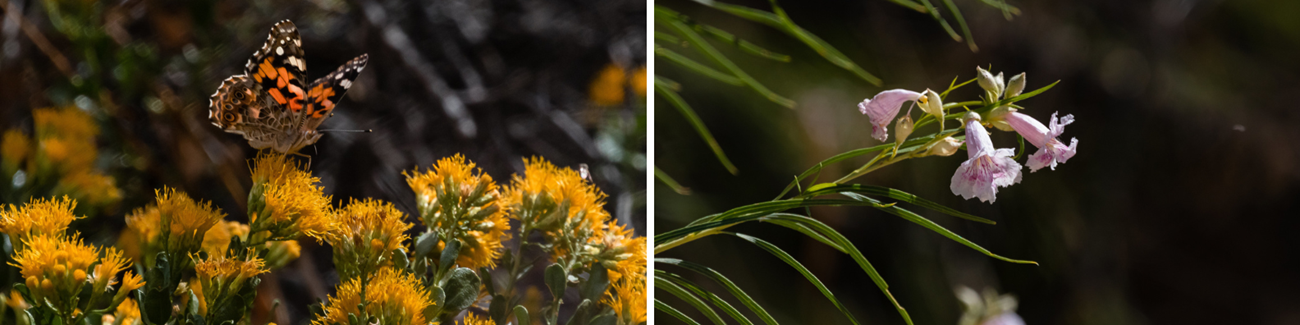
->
[304,53,368,126]
[244,20,309,114]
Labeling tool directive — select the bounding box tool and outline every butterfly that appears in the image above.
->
[209,20,368,154]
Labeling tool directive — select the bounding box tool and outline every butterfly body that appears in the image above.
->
[209,20,367,153]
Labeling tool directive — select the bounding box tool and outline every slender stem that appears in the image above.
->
[654,225,732,254]
[504,224,530,296]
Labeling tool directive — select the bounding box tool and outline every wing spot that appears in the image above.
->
[341,80,352,89]
[276,46,284,55]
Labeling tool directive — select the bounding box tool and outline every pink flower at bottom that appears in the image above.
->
[857,89,922,142]
[1004,111,1078,172]
[951,115,1022,203]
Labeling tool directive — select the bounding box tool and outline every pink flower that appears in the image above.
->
[951,113,1022,203]
[1004,111,1078,172]
[857,89,921,142]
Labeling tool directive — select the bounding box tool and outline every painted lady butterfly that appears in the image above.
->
[209,20,368,153]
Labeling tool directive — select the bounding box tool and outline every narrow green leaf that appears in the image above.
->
[658,270,756,325]
[797,184,995,224]
[657,7,798,107]
[656,275,728,325]
[656,31,683,44]
[676,2,882,86]
[656,299,703,325]
[774,133,947,200]
[655,76,740,174]
[842,192,1038,265]
[729,232,879,325]
[941,0,978,52]
[655,166,692,195]
[656,258,780,325]
[882,0,928,12]
[656,45,745,86]
[917,0,963,42]
[691,23,792,62]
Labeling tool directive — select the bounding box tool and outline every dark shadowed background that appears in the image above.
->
[0,0,645,323]
[655,0,1300,324]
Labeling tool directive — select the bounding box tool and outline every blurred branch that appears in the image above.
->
[0,0,73,78]
[361,0,478,138]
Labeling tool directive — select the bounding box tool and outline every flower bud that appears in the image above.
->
[963,111,982,124]
[1006,72,1026,98]
[894,115,914,146]
[928,137,964,157]
[976,67,1003,97]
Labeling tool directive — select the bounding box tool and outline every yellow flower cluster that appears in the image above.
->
[249,152,334,241]
[200,220,300,269]
[601,221,646,325]
[0,196,78,247]
[124,187,225,268]
[326,198,412,280]
[503,157,609,266]
[588,64,648,106]
[192,255,267,316]
[109,298,141,325]
[0,107,122,212]
[9,233,143,317]
[314,267,433,325]
[405,154,511,270]
[458,313,493,325]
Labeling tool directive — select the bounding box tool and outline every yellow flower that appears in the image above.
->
[201,221,250,257]
[126,188,225,268]
[405,155,510,269]
[192,254,266,316]
[33,107,98,140]
[112,298,141,325]
[37,135,97,173]
[631,66,647,98]
[1,129,30,171]
[458,313,493,325]
[604,269,646,325]
[54,171,122,208]
[503,157,609,267]
[597,221,645,283]
[7,289,29,309]
[589,63,627,106]
[9,233,140,315]
[327,198,412,281]
[249,152,333,241]
[0,196,78,248]
[314,267,433,325]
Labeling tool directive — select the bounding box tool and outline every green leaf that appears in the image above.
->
[655,76,740,175]
[655,299,702,325]
[729,232,888,325]
[656,7,799,107]
[797,184,995,224]
[917,0,962,42]
[774,133,948,200]
[689,22,792,62]
[656,258,779,325]
[655,166,692,195]
[941,0,978,52]
[841,192,1038,265]
[658,270,755,325]
[583,263,611,301]
[565,299,594,325]
[655,275,727,325]
[681,1,882,85]
[513,305,530,325]
[415,231,439,258]
[545,263,568,300]
[439,238,462,274]
[656,45,744,86]
[441,267,482,314]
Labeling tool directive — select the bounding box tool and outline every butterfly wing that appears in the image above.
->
[244,20,310,115]
[303,53,369,129]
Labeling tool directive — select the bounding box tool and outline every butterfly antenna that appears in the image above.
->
[318,129,373,133]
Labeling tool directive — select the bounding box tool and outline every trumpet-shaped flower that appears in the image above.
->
[950,113,1022,203]
[313,267,434,325]
[857,89,921,142]
[1004,111,1078,172]
[405,154,511,270]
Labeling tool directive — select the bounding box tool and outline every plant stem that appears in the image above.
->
[654,225,732,254]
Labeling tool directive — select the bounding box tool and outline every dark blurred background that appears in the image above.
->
[655,0,1300,324]
[0,0,645,323]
